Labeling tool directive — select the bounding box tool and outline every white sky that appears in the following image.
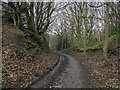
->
[1,0,119,2]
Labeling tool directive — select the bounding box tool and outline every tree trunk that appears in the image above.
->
[103,3,109,63]
[12,9,17,26]
[16,2,22,29]
[30,2,35,31]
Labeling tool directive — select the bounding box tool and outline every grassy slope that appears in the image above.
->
[61,34,119,54]
[2,22,58,88]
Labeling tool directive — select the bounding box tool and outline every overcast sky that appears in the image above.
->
[1,0,119,2]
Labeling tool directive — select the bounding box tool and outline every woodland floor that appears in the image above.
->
[2,23,59,88]
[74,49,120,88]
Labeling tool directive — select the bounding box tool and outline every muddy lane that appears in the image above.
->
[51,53,86,88]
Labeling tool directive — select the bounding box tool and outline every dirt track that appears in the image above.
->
[50,53,89,88]
[30,53,90,88]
